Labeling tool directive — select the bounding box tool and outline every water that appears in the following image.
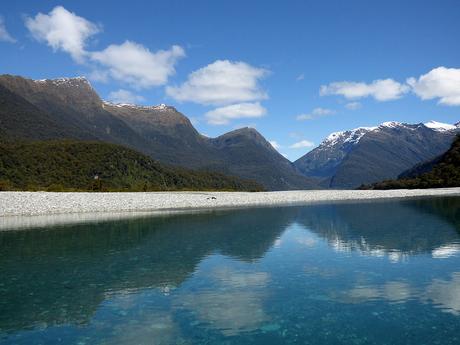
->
[1,197,460,344]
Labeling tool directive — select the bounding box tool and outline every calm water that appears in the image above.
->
[1,197,460,344]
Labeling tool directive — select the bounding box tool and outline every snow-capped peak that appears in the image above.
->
[34,76,90,86]
[102,100,173,111]
[323,126,377,147]
[379,121,403,129]
[424,120,456,132]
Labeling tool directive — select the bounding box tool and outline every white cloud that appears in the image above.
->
[296,107,335,121]
[269,140,281,150]
[87,69,109,83]
[296,73,304,81]
[107,89,145,104]
[296,114,313,121]
[345,101,362,110]
[407,67,460,106]
[205,102,266,125]
[25,6,184,90]
[289,140,315,149]
[320,78,409,101]
[25,6,100,62]
[91,42,185,89]
[0,17,16,43]
[166,60,268,106]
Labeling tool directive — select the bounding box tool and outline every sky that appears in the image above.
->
[1,0,460,160]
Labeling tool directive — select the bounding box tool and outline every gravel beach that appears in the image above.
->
[3,188,460,217]
[1,188,460,230]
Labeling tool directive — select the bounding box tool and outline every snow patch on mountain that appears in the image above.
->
[424,120,457,131]
[34,76,90,87]
[380,121,402,129]
[323,127,377,147]
[102,100,173,111]
[321,120,459,149]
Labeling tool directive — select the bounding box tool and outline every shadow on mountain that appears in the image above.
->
[0,207,294,334]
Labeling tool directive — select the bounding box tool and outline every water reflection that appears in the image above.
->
[340,280,415,304]
[177,267,271,336]
[425,272,460,315]
[296,197,460,259]
[0,208,293,335]
[1,197,460,344]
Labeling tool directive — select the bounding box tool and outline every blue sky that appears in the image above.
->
[1,0,460,160]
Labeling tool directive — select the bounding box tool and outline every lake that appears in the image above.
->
[1,197,460,344]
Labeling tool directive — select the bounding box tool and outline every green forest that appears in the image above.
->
[0,140,264,192]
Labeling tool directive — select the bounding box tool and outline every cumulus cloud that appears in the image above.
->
[407,67,460,106]
[345,101,362,110]
[205,102,266,125]
[107,89,145,104]
[91,42,185,89]
[289,140,315,149]
[296,107,335,121]
[0,17,16,43]
[25,6,100,62]
[320,78,409,101]
[166,60,268,106]
[25,6,184,89]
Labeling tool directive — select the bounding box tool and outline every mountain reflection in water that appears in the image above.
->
[1,197,460,345]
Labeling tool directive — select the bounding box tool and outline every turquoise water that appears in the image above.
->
[1,197,460,344]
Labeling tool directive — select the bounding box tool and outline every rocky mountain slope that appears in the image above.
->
[365,135,460,189]
[0,74,315,190]
[295,121,459,188]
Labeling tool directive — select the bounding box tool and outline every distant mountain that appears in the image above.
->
[295,121,460,188]
[208,128,316,190]
[364,135,460,189]
[0,140,263,192]
[0,74,315,190]
[103,102,316,190]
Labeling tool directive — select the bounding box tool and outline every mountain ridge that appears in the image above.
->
[295,120,459,188]
[0,74,316,190]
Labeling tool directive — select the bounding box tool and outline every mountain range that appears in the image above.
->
[294,121,460,188]
[0,74,458,191]
[0,75,316,191]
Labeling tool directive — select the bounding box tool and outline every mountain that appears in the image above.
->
[0,83,87,140]
[208,127,316,190]
[0,75,153,152]
[364,135,460,189]
[295,121,460,188]
[103,102,316,190]
[0,140,263,192]
[0,74,316,190]
[102,101,214,168]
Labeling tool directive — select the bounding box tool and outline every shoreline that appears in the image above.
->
[1,188,460,231]
[1,188,460,216]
